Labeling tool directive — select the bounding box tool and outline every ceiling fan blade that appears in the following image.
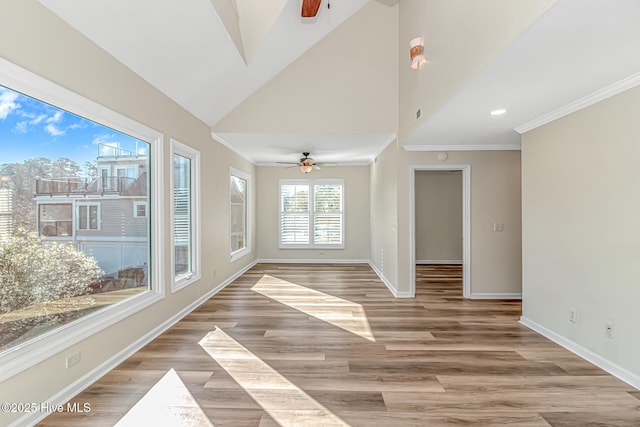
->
[301,0,322,18]
[315,163,337,167]
[313,165,322,170]
[276,161,300,165]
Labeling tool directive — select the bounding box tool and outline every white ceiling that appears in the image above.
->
[39,0,640,164]
[403,0,640,150]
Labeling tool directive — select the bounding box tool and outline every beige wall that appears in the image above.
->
[396,150,522,296]
[214,1,398,134]
[415,171,462,262]
[369,141,399,291]
[0,2,256,424]
[522,85,640,377]
[256,165,370,261]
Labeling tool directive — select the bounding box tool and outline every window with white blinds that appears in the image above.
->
[279,179,344,248]
[230,167,251,262]
[171,139,200,291]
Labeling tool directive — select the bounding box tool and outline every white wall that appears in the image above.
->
[256,165,370,261]
[415,171,462,262]
[0,2,256,425]
[521,85,640,380]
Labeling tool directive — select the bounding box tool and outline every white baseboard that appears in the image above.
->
[257,258,369,264]
[367,261,412,298]
[520,316,640,390]
[416,259,463,265]
[471,292,522,300]
[13,260,258,427]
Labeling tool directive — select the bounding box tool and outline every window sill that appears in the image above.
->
[0,290,163,383]
[278,244,345,250]
[230,247,251,262]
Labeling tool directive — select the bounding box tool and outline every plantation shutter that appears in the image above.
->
[313,184,343,245]
[280,184,310,244]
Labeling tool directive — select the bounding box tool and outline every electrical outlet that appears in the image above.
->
[66,351,81,369]
[569,308,577,323]
[605,323,614,339]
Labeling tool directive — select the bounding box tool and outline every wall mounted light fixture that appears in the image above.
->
[410,37,426,69]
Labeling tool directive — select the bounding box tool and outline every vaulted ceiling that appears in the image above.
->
[40,0,640,165]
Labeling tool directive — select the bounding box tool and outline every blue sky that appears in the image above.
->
[0,84,146,166]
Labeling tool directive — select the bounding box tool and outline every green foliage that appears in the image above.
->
[0,229,103,314]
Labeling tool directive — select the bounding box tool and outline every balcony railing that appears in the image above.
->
[35,176,146,197]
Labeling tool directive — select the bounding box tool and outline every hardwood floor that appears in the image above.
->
[40,263,640,426]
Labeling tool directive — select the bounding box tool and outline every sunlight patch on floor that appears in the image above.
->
[115,368,213,427]
[251,275,375,342]
[199,327,351,427]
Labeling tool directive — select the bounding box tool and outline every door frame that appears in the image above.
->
[409,165,471,298]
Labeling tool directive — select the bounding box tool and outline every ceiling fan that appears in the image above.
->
[301,0,398,18]
[277,152,334,174]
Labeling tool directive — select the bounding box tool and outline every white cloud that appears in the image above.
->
[0,89,20,120]
[14,121,28,134]
[30,114,47,125]
[46,111,63,124]
[45,123,65,136]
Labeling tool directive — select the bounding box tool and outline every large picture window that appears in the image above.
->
[171,139,200,291]
[0,58,164,382]
[279,179,344,248]
[230,167,250,262]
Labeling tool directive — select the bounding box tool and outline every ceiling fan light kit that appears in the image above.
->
[276,152,335,174]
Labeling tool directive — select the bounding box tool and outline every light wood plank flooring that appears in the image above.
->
[40,263,640,426]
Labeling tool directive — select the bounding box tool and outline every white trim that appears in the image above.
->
[258,258,368,264]
[0,57,165,382]
[515,71,640,134]
[10,260,258,427]
[410,165,471,299]
[416,259,463,265]
[133,200,147,218]
[369,132,397,164]
[278,179,345,249]
[520,316,640,390]
[211,132,257,165]
[76,201,101,231]
[230,167,252,263]
[471,293,522,300]
[368,261,412,298]
[403,144,521,152]
[170,138,202,293]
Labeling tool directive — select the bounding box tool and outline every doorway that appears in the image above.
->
[409,165,470,298]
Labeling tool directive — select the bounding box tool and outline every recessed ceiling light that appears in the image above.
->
[490,109,507,116]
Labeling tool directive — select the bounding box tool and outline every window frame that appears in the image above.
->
[37,201,74,239]
[76,202,101,231]
[0,57,165,383]
[170,138,201,292]
[229,167,251,262]
[133,201,147,218]
[279,178,345,249]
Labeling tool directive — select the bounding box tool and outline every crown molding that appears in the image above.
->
[402,143,521,152]
[516,71,640,134]
[210,131,257,165]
